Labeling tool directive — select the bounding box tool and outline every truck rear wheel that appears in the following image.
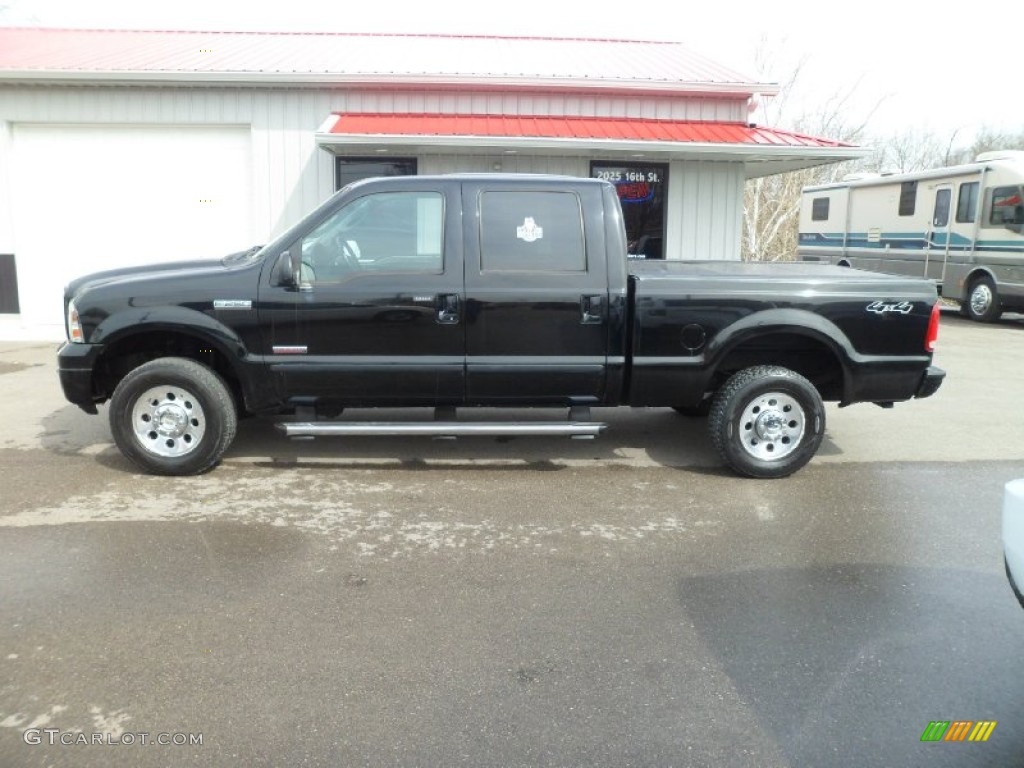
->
[708,365,825,479]
[109,357,237,476]
[965,276,1002,323]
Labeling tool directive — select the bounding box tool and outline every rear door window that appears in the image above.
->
[479,191,586,272]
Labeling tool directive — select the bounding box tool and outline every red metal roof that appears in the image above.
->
[0,27,772,94]
[324,113,854,149]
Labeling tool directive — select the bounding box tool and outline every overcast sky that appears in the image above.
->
[3,0,1020,145]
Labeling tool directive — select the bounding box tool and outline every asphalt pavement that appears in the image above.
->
[1,311,1023,768]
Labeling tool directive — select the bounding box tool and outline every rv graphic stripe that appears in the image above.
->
[799,231,1024,255]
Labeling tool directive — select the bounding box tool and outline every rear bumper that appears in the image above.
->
[57,341,102,414]
[914,366,945,399]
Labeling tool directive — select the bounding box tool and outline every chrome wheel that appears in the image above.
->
[130,385,206,458]
[970,282,993,317]
[709,366,824,478]
[737,391,806,462]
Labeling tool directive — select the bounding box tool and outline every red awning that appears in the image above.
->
[324,112,852,149]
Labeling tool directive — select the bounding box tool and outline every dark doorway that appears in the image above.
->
[590,162,669,259]
[335,158,417,191]
[0,254,19,314]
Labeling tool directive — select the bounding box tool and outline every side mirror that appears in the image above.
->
[272,251,295,288]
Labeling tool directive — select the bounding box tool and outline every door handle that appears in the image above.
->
[581,294,604,325]
[436,294,460,325]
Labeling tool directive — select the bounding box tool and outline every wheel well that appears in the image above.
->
[94,332,245,412]
[837,259,852,268]
[711,333,845,401]
[966,269,994,290]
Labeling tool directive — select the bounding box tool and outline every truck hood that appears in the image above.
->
[65,248,260,300]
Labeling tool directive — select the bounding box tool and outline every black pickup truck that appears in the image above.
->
[57,174,944,478]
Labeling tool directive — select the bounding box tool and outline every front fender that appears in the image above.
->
[91,306,248,362]
[87,307,279,412]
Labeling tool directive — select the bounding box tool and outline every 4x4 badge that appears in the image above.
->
[866,300,913,315]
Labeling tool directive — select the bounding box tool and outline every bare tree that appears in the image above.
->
[741,45,874,262]
[868,127,948,173]
[957,126,1024,162]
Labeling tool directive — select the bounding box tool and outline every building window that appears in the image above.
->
[932,188,951,228]
[811,197,830,221]
[590,162,668,259]
[956,182,979,223]
[898,181,917,217]
[335,158,417,191]
[479,191,585,272]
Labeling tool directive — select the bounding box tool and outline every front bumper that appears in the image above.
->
[1003,480,1024,610]
[57,341,103,414]
[914,366,945,399]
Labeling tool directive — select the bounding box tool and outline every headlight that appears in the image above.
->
[67,299,84,343]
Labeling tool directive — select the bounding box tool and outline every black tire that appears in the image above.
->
[109,357,237,476]
[965,276,1002,323]
[708,365,825,479]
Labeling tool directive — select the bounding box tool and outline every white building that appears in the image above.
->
[0,27,863,338]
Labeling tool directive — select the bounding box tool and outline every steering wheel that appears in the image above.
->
[339,239,361,271]
[324,235,360,272]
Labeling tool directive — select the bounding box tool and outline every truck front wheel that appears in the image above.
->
[708,366,825,479]
[109,357,238,476]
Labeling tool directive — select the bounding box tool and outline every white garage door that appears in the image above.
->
[11,124,253,331]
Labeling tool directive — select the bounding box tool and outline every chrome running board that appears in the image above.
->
[276,421,605,439]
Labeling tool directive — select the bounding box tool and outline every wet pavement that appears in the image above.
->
[1,312,1023,767]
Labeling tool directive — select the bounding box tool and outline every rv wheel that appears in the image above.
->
[965,276,1002,323]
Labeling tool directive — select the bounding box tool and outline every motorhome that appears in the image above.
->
[798,151,1024,321]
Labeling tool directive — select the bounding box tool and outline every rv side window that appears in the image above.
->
[898,182,917,217]
[988,186,1024,229]
[932,189,951,227]
[956,182,979,223]
[811,197,830,221]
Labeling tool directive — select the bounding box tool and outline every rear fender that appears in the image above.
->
[705,308,853,396]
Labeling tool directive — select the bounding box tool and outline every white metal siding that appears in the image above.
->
[0,119,13,254]
[419,155,589,176]
[330,89,746,121]
[665,160,744,260]
[0,84,749,241]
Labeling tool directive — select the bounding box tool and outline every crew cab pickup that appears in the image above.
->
[57,174,945,478]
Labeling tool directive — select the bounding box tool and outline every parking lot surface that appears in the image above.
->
[1,312,1023,767]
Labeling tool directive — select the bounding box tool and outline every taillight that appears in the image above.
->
[925,302,940,353]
